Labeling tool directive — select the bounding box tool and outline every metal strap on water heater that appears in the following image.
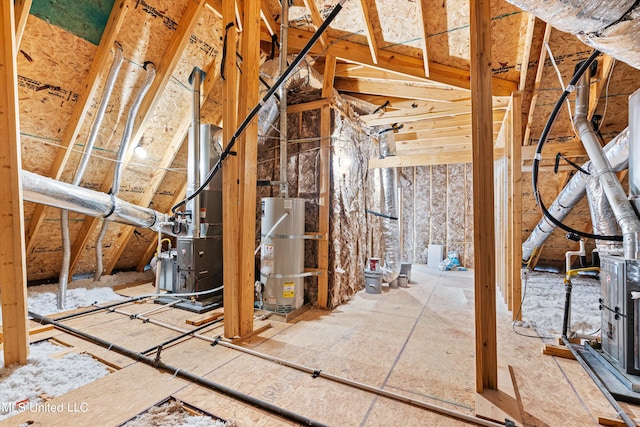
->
[265,233,324,240]
[260,270,322,279]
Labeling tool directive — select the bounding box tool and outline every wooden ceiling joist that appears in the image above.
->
[368,147,505,168]
[334,78,470,102]
[360,99,509,127]
[267,26,517,96]
[520,141,587,161]
[67,0,207,279]
[399,110,507,133]
[25,0,133,255]
[395,122,502,140]
[335,64,428,83]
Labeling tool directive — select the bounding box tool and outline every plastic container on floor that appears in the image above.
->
[400,262,412,282]
[364,269,383,294]
[398,274,408,288]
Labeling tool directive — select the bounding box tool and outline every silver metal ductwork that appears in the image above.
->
[58,43,124,307]
[257,55,324,142]
[629,89,640,214]
[522,128,629,262]
[379,130,401,283]
[507,0,640,69]
[574,68,640,259]
[22,170,171,233]
[95,61,157,281]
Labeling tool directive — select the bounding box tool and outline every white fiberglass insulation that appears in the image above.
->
[122,401,229,427]
[0,270,151,322]
[0,341,110,421]
[516,271,601,338]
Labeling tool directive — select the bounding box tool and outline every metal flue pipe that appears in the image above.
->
[574,68,640,259]
[188,67,204,238]
[279,0,289,197]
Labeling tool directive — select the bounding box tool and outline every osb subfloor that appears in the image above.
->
[3,265,640,426]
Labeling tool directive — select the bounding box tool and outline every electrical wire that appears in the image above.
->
[531,49,623,242]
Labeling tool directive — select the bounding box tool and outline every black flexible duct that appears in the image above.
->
[29,311,329,427]
[531,49,622,242]
[171,0,347,213]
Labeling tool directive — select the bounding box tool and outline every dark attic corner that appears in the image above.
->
[1,0,640,425]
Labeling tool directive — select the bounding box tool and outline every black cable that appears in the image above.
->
[554,152,590,175]
[270,33,278,60]
[220,22,235,81]
[172,0,348,214]
[531,49,622,242]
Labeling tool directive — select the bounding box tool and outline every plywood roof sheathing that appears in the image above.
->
[24,0,133,256]
[67,0,208,278]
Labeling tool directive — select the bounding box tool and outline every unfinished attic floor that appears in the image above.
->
[2,266,640,426]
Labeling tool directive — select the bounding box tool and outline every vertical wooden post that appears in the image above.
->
[510,92,523,320]
[0,0,29,365]
[317,105,331,308]
[235,0,261,336]
[222,0,241,338]
[470,0,498,392]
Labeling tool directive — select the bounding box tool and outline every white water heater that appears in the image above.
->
[260,197,305,313]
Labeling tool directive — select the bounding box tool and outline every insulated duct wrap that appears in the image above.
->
[379,131,401,282]
[22,170,170,233]
[507,0,640,69]
[584,168,623,254]
[574,71,640,259]
[522,128,630,261]
[258,56,324,142]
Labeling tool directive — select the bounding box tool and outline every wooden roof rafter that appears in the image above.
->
[356,0,380,65]
[273,26,517,95]
[522,23,551,146]
[302,0,328,48]
[416,0,430,78]
[67,0,208,278]
[14,0,32,48]
[25,0,134,255]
